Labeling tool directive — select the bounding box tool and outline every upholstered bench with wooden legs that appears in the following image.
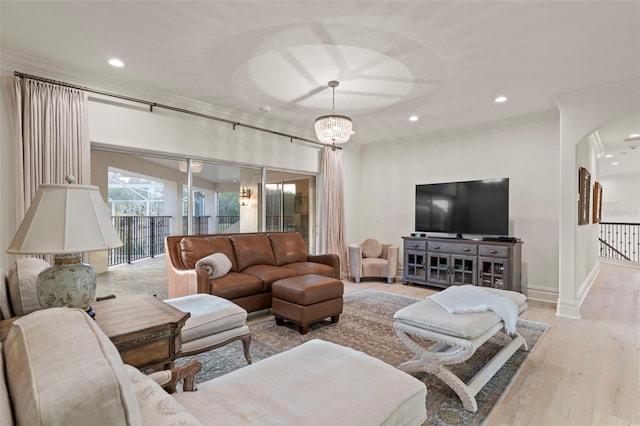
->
[272,274,344,334]
[164,293,251,363]
[393,287,528,413]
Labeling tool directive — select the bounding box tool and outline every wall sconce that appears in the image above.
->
[239,185,252,206]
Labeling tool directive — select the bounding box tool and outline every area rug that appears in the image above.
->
[176,289,548,426]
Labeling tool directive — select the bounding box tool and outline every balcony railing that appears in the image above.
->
[599,222,639,263]
[109,216,171,266]
[182,216,211,235]
[109,215,240,266]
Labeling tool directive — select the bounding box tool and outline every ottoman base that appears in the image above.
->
[273,297,342,334]
[272,274,344,335]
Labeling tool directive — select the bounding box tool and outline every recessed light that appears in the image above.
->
[604,154,613,158]
[108,58,124,68]
[612,162,619,165]
[409,115,419,122]
[494,96,508,103]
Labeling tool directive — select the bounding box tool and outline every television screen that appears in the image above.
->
[415,178,509,236]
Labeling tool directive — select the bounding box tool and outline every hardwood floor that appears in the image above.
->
[98,258,640,426]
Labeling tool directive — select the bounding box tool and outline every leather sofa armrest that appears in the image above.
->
[307,253,341,279]
[166,238,211,297]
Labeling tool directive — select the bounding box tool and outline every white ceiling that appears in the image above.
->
[1,1,639,174]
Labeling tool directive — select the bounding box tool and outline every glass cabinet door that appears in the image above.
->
[427,254,449,286]
[451,255,476,285]
[404,250,426,281]
[479,258,509,289]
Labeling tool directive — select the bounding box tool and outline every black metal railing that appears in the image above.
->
[182,216,211,235]
[599,222,639,263]
[109,216,171,266]
[217,215,239,232]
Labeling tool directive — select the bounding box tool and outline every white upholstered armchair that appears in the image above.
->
[348,239,399,284]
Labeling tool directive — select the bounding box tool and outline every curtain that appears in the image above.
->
[7,77,90,225]
[319,146,347,278]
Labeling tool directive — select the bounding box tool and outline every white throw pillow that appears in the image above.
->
[195,253,232,279]
[7,258,50,315]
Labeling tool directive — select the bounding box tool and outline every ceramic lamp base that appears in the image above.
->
[36,253,97,317]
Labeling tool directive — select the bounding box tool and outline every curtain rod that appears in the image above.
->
[14,71,340,150]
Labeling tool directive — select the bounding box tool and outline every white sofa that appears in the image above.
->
[0,308,427,425]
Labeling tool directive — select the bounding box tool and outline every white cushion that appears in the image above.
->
[4,308,142,426]
[125,365,202,425]
[164,294,247,343]
[174,339,427,426]
[394,288,527,339]
[7,258,49,316]
[0,343,14,426]
[195,253,232,279]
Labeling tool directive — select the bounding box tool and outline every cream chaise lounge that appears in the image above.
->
[1,307,428,425]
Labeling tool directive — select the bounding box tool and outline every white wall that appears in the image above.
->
[575,137,600,290]
[344,112,561,300]
[600,172,640,222]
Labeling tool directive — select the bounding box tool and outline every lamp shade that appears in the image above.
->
[7,184,123,255]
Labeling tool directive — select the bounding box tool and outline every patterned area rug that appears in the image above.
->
[176,289,548,426]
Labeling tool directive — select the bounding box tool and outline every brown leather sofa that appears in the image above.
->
[165,232,340,312]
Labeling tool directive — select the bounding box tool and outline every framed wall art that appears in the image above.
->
[593,181,603,223]
[578,167,591,225]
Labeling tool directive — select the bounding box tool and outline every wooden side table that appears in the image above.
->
[93,295,190,371]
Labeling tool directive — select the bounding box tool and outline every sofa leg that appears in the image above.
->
[355,277,360,283]
[387,278,394,284]
[275,317,285,326]
[241,334,252,364]
[298,325,309,335]
[330,315,340,324]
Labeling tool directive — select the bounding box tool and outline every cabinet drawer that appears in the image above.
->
[405,240,427,251]
[479,245,510,258]
[428,241,477,255]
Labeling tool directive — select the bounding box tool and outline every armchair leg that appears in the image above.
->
[241,334,252,364]
[355,277,361,283]
[387,278,394,284]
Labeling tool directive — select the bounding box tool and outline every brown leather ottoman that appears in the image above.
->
[272,274,344,334]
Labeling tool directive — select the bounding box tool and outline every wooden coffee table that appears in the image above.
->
[93,295,189,371]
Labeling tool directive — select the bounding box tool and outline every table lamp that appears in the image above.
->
[6,177,123,317]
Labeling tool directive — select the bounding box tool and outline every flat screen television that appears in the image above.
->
[415,178,509,236]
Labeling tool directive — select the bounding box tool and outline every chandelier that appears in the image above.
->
[314,81,353,145]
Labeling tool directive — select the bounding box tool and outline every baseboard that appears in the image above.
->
[556,298,581,319]
[577,262,600,306]
[524,285,558,303]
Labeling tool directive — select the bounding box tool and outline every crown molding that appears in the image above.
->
[1,49,315,140]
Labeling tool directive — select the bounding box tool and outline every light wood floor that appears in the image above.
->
[98,259,640,426]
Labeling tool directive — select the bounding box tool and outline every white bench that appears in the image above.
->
[393,287,528,412]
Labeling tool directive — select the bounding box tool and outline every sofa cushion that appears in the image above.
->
[8,258,50,316]
[269,232,308,266]
[242,265,301,291]
[230,234,276,271]
[209,272,264,300]
[195,252,232,279]
[0,342,14,426]
[180,236,237,271]
[125,365,202,425]
[4,308,143,426]
[361,239,382,258]
[282,262,337,278]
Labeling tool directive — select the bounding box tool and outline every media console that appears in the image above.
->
[402,236,522,293]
